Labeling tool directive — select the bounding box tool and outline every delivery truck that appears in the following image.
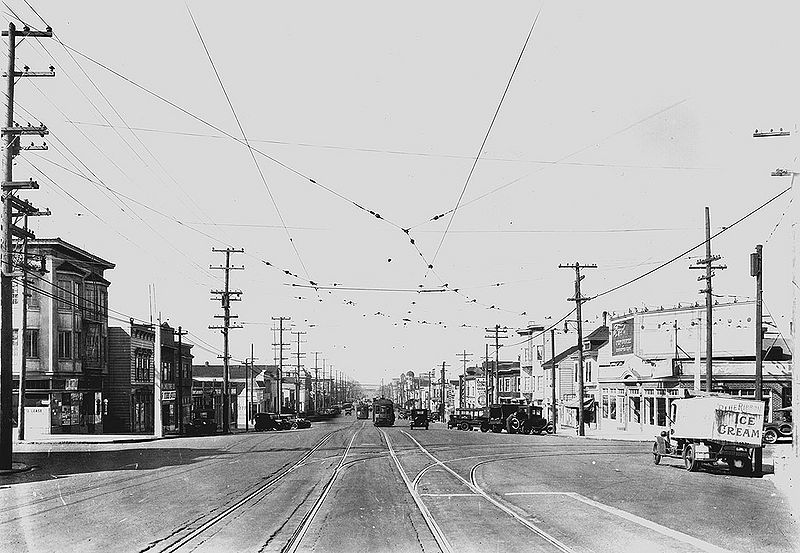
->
[653,392,764,475]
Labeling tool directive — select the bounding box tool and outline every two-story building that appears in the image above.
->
[13,238,114,436]
[107,321,194,434]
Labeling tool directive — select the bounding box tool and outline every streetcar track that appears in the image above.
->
[400,429,575,553]
[280,422,364,553]
[380,429,454,553]
[149,429,339,553]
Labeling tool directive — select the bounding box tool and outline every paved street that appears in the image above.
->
[2,415,796,553]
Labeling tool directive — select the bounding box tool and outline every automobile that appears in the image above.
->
[409,408,429,430]
[763,407,793,444]
[281,415,311,430]
[186,409,217,435]
[254,412,285,431]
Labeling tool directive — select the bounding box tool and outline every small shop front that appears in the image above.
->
[600,381,684,433]
[46,376,105,434]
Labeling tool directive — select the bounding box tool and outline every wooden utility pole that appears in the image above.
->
[0,22,52,469]
[560,262,597,437]
[291,330,306,414]
[311,352,321,414]
[550,329,557,434]
[440,361,448,421]
[271,317,290,415]
[690,207,725,392]
[751,244,764,474]
[174,326,188,435]
[485,326,508,404]
[456,350,472,408]
[247,344,258,428]
[210,248,244,433]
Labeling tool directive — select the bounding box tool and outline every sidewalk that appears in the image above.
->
[11,432,170,445]
[552,424,654,442]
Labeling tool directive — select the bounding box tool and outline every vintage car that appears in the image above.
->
[186,409,217,435]
[409,408,429,430]
[763,407,792,444]
[254,412,286,431]
[281,415,311,430]
[448,407,488,431]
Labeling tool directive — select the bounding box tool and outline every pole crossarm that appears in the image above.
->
[2,26,53,38]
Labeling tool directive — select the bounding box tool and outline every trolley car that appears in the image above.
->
[356,403,370,420]
[372,398,395,427]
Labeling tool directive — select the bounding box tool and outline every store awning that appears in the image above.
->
[564,397,595,410]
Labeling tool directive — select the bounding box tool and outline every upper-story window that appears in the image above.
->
[57,279,72,311]
[24,329,39,358]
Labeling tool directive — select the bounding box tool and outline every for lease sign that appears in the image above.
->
[712,400,764,445]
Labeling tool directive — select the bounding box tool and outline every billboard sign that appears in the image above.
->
[612,318,634,356]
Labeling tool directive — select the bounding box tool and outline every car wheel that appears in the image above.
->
[291,422,298,430]
[652,443,661,465]
[458,422,470,431]
[506,416,521,434]
[683,445,699,472]
[480,422,489,433]
[763,428,778,444]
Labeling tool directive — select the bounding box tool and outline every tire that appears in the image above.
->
[458,422,470,431]
[652,443,661,465]
[480,422,489,433]
[763,428,778,444]
[506,416,521,434]
[425,424,429,430]
[545,423,554,434]
[491,426,502,433]
[291,422,298,430]
[683,444,699,472]
[728,457,753,476]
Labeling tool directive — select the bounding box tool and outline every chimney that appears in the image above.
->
[602,311,608,327]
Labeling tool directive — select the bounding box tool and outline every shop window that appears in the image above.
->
[630,396,641,424]
[24,329,39,358]
[58,331,72,359]
[610,397,617,420]
[602,395,609,418]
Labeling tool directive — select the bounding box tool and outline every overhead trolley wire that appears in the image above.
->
[429,4,543,268]
[186,4,313,281]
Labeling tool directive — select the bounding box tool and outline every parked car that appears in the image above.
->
[281,415,311,430]
[186,409,217,435]
[763,407,792,444]
[410,408,429,430]
[254,412,285,431]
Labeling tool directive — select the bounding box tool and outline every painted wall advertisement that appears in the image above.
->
[612,318,634,356]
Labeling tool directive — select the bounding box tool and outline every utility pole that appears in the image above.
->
[690,207,726,392]
[15,208,48,442]
[174,326,188,435]
[484,343,490,409]
[484,325,508,404]
[456,350,472,408]
[560,261,597,437]
[440,361,448,422]
[550,328,557,434]
[291,330,306,414]
[311,352,320,414]
[247,344,257,427]
[271,317,290,415]
[751,244,764,474]
[1,22,53,468]
[209,247,244,433]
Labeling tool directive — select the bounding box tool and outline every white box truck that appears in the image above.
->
[653,393,764,475]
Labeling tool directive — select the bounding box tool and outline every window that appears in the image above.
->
[58,331,72,359]
[515,376,520,392]
[11,282,18,304]
[27,278,39,308]
[24,329,39,358]
[574,362,579,382]
[57,279,72,310]
[586,360,592,383]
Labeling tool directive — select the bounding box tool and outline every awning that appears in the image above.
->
[564,397,595,410]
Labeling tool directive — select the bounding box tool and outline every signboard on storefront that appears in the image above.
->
[612,318,634,355]
[65,378,78,391]
[162,390,176,401]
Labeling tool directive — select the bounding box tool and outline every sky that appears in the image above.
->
[3,1,799,386]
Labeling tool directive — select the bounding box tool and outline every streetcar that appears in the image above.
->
[356,403,370,420]
[372,398,395,427]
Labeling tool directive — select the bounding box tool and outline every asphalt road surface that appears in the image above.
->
[1,416,796,552]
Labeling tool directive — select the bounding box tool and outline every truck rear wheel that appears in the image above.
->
[480,422,489,432]
[458,422,470,431]
[683,445,699,472]
[728,458,753,476]
[763,429,778,444]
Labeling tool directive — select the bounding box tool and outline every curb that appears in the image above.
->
[0,462,33,475]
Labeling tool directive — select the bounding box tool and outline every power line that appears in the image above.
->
[429,5,542,268]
